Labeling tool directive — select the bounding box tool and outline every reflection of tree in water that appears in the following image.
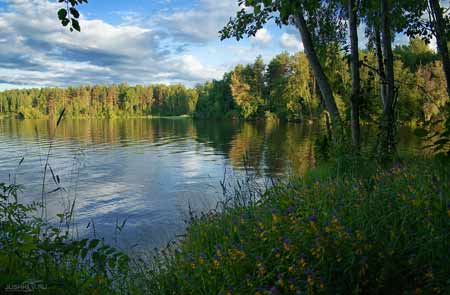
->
[284,124,317,175]
[0,118,197,147]
[0,119,417,177]
[193,120,240,156]
[228,122,265,173]
[262,121,288,175]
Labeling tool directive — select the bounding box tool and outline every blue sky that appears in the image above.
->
[0,0,427,91]
[0,0,305,90]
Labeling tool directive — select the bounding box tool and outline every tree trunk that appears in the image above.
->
[378,0,397,161]
[293,12,341,127]
[429,0,450,98]
[374,26,387,107]
[348,0,361,149]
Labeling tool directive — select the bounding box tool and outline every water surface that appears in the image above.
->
[0,118,419,249]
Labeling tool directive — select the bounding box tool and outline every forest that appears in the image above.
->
[0,39,447,127]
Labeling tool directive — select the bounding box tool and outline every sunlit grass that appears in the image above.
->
[143,157,450,294]
[1,156,449,294]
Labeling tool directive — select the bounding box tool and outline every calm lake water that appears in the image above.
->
[0,118,420,249]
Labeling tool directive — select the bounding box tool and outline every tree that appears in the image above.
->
[347,0,362,149]
[428,0,450,97]
[376,0,397,160]
[220,0,342,127]
[394,38,438,71]
[230,64,263,119]
[266,52,291,116]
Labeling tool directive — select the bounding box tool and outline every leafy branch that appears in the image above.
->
[57,0,88,32]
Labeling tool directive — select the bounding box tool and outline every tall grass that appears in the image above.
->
[142,157,450,294]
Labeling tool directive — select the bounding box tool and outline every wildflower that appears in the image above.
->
[273,247,281,258]
[269,286,279,294]
[272,213,279,223]
[212,259,219,268]
[311,247,321,259]
[319,277,326,289]
[277,278,285,288]
[257,262,266,277]
[309,215,318,222]
[299,257,307,269]
[286,206,294,215]
[283,237,291,251]
[288,278,296,291]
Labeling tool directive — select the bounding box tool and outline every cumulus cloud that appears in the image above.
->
[155,0,239,43]
[253,29,272,44]
[0,0,227,89]
[280,32,304,52]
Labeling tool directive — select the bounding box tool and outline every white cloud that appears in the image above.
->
[155,0,238,43]
[0,0,228,88]
[176,55,223,81]
[280,33,303,52]
[429,37,437,52]
[253,28,272,43]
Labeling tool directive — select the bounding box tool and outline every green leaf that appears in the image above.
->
[72,19,80,32]
[58,9,67,21]
[70,7,80,18]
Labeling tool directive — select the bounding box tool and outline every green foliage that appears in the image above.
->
[57,0,88,32]
[0,84,198,119]
[0,183,133,294]
[230,63,264,119]
[58,0,88,32]
[144,158,450,294]
[394,38,439,71]
[415,106,450,157]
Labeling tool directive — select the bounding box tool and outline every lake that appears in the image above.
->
[0,118,420,250]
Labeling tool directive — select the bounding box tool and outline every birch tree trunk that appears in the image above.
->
[348,0,361,149]
[429,0,450,98]
[378,0,397,161]
[293,12,342,128]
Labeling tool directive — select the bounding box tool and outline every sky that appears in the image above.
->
[0,0,427,91]
[0,0,308,90]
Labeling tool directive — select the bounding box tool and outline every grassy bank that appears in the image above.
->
[144,157,450,294]
[1,157,449,294]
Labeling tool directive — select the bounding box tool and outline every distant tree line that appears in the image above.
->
[1,39,446,125]
[0,84,198,119]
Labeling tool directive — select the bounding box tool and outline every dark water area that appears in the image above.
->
[0,118,420,249]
